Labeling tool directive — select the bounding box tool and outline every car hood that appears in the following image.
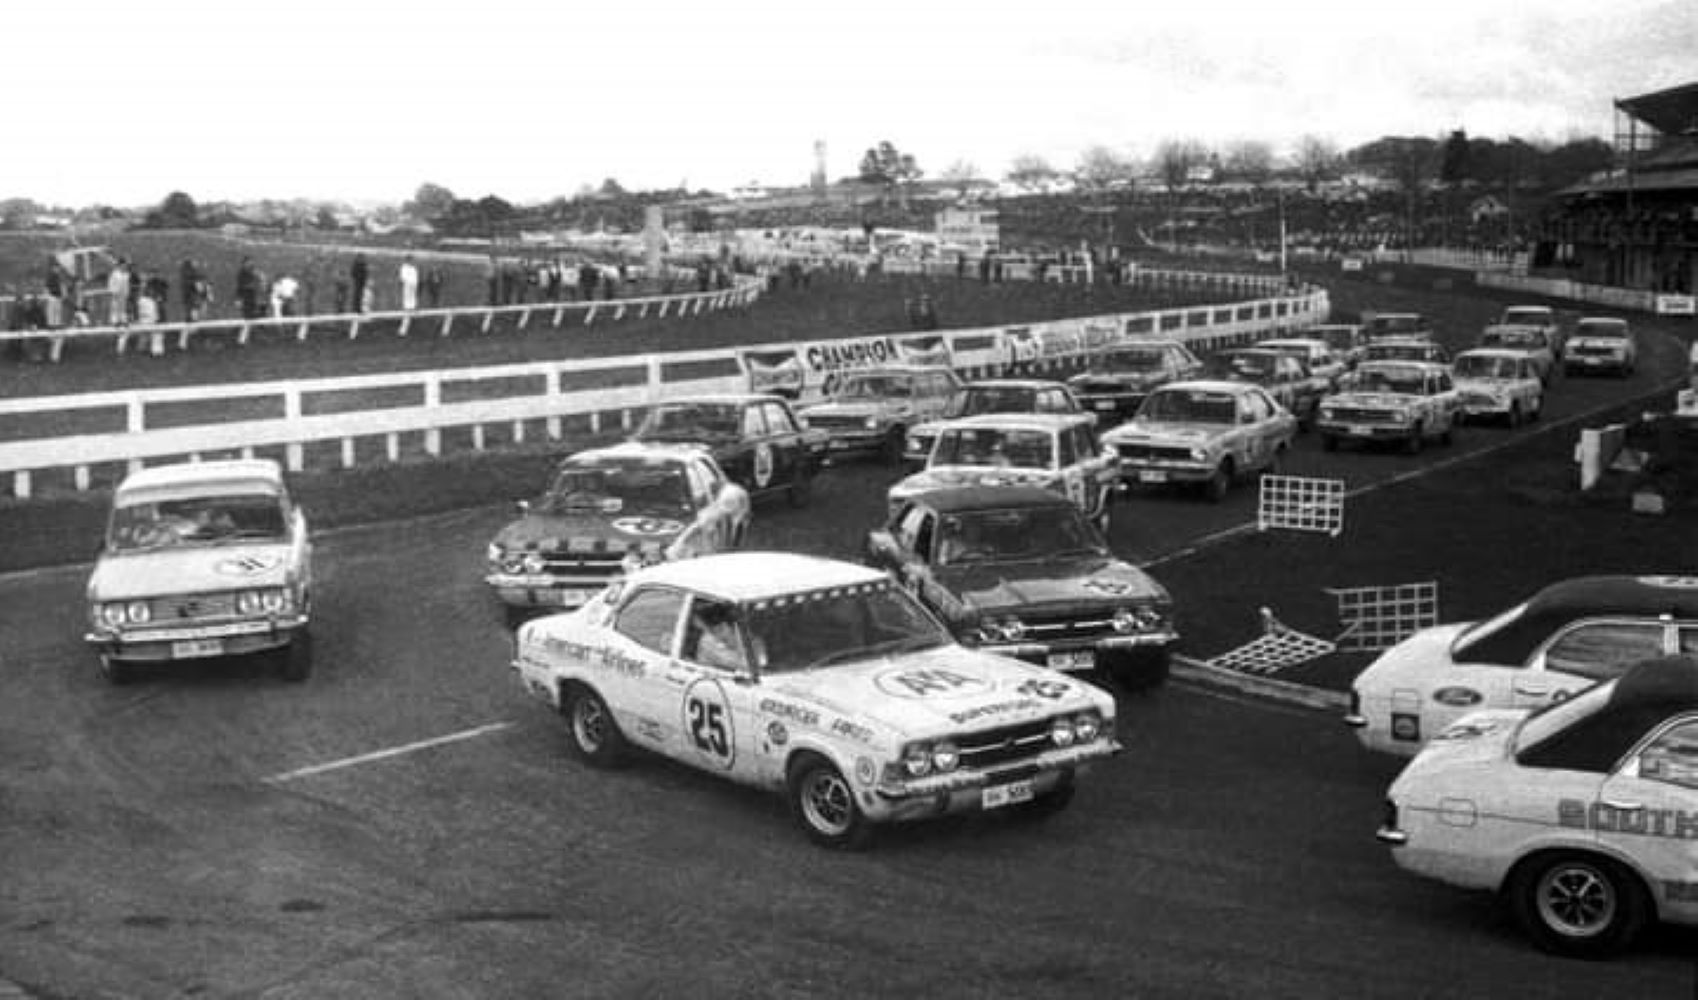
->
[765,644,1107,737]
[493,509,686,553]
[935,556,1165,615]
[1354,623,1469,691]
[1105,420,1228,443]
[1071,372,1163,390]
[801,401,905,420]
[1326,392,1418,408]
[87,543,294,600]
[891,466,1053,496]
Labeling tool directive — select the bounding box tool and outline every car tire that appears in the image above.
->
[787,754,872,850]
[1203,461,1233,503]
[1507,852,1648,959]
[562,683,628,768]
[97,655,132,685]
[1506,404,1522,429]
[276,630,313,683]
[881,428,905,465]
[787,469,813,508]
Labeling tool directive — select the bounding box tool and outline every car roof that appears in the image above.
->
[115,459,285,504]
[1503,305,1554,316]
[1575,316,1629,328]
[566,441,704,466]
[1516,656,1698,772]
[963,378,1067,391]
[1217,347,1285,358]
[1256,338,1326,349]
[1458,575,1698,663]
[1153,379,1263,395]
[647,393,787,406]
[1483,323,1546,336]
[1370,312,1426,321]
[942,413,1093,430]
[627,551,888,603]
[1455,348,1527,362]
[908,484,1076,514]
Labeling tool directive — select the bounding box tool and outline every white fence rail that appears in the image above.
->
[0,279,1330,499]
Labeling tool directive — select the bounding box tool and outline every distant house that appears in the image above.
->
[1468,195,1510,225]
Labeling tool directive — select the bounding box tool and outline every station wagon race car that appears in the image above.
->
[1318,361,1458,454]
[1451,348,1544,427]
[1478,324,1557,385]
[889,413,1117,529]
[902,379,1087,470]
[867,486,1176,686]
[84,459,313,684]
[512,552,1120,848]
[1376,655,1698,958]
[630,393,826,506]
[1103,380,1296,502]
[485,443,750,622]
[1345,575,1698,756]
[1562,317,1637,377]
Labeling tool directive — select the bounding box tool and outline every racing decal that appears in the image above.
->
[948,699,1044,725]
[1015,678,1072,701]
[632,717,667,744]
[873,667,991,699]
[1082,578,1133,596]
[831,719,874,743]
[854,757,878,785]
[1559,799,1698,840]
[611,517,684,537]
[683,678,736,769]
[1431,686,1483,708]
[214,553,283,577]
[895,335,952,368]
[766,721,789,747]
[542,636,646,679]
[759,698,819,728]
[754,442,774,489]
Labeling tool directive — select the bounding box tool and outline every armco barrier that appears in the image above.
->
[0,281,1328,499]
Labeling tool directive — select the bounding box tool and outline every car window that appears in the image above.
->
[680,597,747,671]
[1680,625,1698,655]
[1637,718,1698,790]
[614,587,686,655]
[762,401,797,435]
[1541,621,1667,680]
[742,405,768,438]
[1055,427,1077,466]
[1242,392,1272,423]
[895,503,929,555]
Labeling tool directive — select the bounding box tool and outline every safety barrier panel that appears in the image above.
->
[1327,581,1438,652]
[1256,474,1345,536]
[1574,423,1630,490]
[1207,608,1336,676]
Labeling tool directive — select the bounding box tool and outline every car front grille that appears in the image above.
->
[805,415,870,431]
[149,593,239,622]
[1326,407,1398,423]
[1116,443,1192,462]
[956,718,1056,770]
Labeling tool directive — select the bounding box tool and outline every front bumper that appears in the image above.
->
[485,572,614,608]
[85,614,308,662]
[821,429,890,455]
[866,737,1120,822]
[1117,460,1213,485]
[1317,419,1414,441]
[974,631,1177,671]
[1457,397,1512,417]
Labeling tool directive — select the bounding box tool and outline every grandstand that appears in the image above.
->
[1536,80,1698,294]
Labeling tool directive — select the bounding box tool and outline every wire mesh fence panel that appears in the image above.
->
[1207,609,1337,676]
[1327,581,1439,652]
[1257,474,1345,536]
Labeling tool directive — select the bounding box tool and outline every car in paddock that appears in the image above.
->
[630,393,826,506]
[84,459,313,684]
[866,487,1177,687]
[1307,323,1369,366]
[1478,324,1558,385]
[1064,338,1204,426]
[1317,360,1459,454]
[1104,380,1297,502]
[1202,346,1332,429]
[1365,312,1435,341]
[485,443,751,624]
[1361,337,1451,366]
[888,413,1118,529]
[901,378,1087,470]
[1344,575,1698,756]
[1451,348,1544,427]
[1376,655,1698,958]
[1562,316,1638,377]
[511,551,1120,848]
[1254,336,1352,385]
[796,364,964,463]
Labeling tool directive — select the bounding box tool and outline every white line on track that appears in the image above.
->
[265,720,516,784]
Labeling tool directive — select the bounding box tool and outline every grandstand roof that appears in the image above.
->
[1616,81,1698,136]
[1558,166,1698,198]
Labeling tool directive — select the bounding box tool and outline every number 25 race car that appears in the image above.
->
[512,551,1119,848]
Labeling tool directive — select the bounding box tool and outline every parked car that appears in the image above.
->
[797,365,964,463]
[1203,347,1332,429]
[511,551,1121,848]
[902,379,1086,470]
[1307,323,1369,366]
[84,459,313,684]
[1065,339,1204,425]
[1478,324,1557,385]
[1344,574,1698,756]
[1451,348,1544,427]
[1375,655,1698,958]
[1562,316,1638,377]
[1362,338,1450,366]
[1255,336,1351,385]
[1103,380,1297,502]
[867,486,1177,686]
[1318,360,1459,453]
[632,394,827,506]
[1365,312,1434,341]
[890,413,1117,529]
[485,443,751,623]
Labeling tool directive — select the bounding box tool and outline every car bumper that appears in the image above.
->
[821,431,889,455]
[485,573,613,608]
[1564,355,1628,372]
[1457,399,1512,416]
[85,614,308,662]
[867,738,1120,822]
[975,632,1177,671]
[1317,421,1414,440]
[1118,462,1213,485]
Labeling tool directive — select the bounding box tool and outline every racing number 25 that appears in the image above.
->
[687,698,729,756]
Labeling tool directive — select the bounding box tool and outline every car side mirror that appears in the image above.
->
[516,499,531,515]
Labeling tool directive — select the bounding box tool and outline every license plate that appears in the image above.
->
[1582,357,1603,366]
[982,780,1035,810]
[171,638,223,659]
[1047,650,1095,670]
[828,440,851,450]
[1346,425,1371,436]
[1093,401,1117,411]
[540,588,594,605]
[1137,470,1167,483]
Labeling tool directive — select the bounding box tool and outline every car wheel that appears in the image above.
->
[1203,460,1233,503]
[1508,852,1647,959]
[97,655,132,685]
[562,683,628,768]
[1506,403,1521,429]
[788,754,872,850]
[276,630,313,683]
[787,469,813,508]
[881,428,905,465]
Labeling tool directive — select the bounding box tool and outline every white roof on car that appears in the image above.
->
[940,413,1093,431]
[628,551,888,603]
[572,441,706,464]
[1455,347,1527,362]
[1256,338,1327,349]
[115,459,285,503]
[1153,379,1264,395]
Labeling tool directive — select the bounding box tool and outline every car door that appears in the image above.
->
[1592,715,1698,923]
[1519,619,1670,709]
[1238,391,1274,468]
[674,593,760,782]
[1053,425,1088,510]
[739,403,774,494]
[605,585,691,756]
[761,399,802,489]
[1073,422,1116,501]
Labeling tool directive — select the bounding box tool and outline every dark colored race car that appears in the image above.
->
[1202,347,1332,429]
[1066,339,1203,426]
[631,393,827,506]
[865,485,1177,688]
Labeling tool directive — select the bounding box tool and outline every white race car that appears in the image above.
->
[1377,655,1698,958]
[512,551,1119,848]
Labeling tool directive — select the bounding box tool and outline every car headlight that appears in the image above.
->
[486,542,503,564]
[1319,406,1336,420]
[1050,717,1077,747]
[1073,712,1103,742]
[100,603,127,627]
[522,552,547,575]
[902,742,934,777]
[261,588,288,613]
[237,590,263,615]
[905,436,926,454]
[863,416,879,430]
[1112,608,1138,633]
[125,600,151,625]
[1189,447,1208,462]
[932,741,960,773]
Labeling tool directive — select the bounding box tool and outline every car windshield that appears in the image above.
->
[1209,353,1277,380]
[109,493,287,551]
[1513,677,1616,755]
[744,582,951,672]
[1455,355,1519,379]
[1504,310,1550,325]
[837,375,914,399]
[937,506,1103,564]
[949,387,1037,417]
[931,427,1055,469]
[1354,367,1425,394]
[639,403,739,438]
[1092,348,1164,372]
[1138,388,1237,424]
[543,461,689,512]
[1487,329,1540,348]
[1576,322,1626,340]
[1370,316,1424,336]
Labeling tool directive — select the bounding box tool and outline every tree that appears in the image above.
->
[940,159,983,183]
[1074,146,1138,193]
[405,182,456,222]
[1222,140,1275,188]
[148,191,200,229]
[1439,129,1470,186]
[1153,138,1208,192]
[858,140,922,207]
[1004,153,1060,193]
[1292,135,1339,193]
[599,177,628,198]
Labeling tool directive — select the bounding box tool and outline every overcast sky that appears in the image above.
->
[13,0,1692,208]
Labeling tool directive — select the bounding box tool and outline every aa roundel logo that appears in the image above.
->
[612,517,683,537]
[214,553,283,577]
[754,442,774,488]
[874,667,991,699]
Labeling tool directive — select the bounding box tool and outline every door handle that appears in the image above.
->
[1512,684,1549,697]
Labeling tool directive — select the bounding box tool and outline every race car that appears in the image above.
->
[1376,655,1698,958]
[1103,380,1296,502]
[1451,348,1544,427]
[1202,347,1332,429]
[1318,361,1458,454]
[797,365,964,464]
[1065,339,1203,426]
[1562,316,1638,377]
[888,413,1117,529]
[511,551,1120,848]
[901,379,1088,471]
[484,443,750,623]
[1345,575,1698,756]
[630,393,827,506]
[1477,324,1558,385]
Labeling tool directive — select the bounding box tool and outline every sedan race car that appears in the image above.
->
[1345,574,1698,755]
[485,443,751,622]
[512,551,1121,848]
[1203,347,1331,429]
[1365,312,1434,341]
[1451,348,1544,427]
[797,365,964,463]
[631,393,826,506]
[1318,361,1458,454]
[1255,336,1351,385]
[1478,324,1558,385]
[1065,339,1203,425]
[1376,655,1698,958]
[867,486,1176,686]
[889,413,1117,529]
[902,378,1086,470]
[1562,316,1637,377]
[1103,380,1296,502]
[84,459,313,684]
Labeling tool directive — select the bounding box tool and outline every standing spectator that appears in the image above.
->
[270,274,300,317]
[107,257,131,326]
[424,265,445,308]
[915,294,939,330]
[484,254,499,306]
[332,274,350,314]
[145,272,170,324]
[349,254,370,313]
[235,257,260,319]
[579,260,598,300]
[179,258,201,322]
[359,278,375,315]
[398,255,419,311]
[42,257,65,330]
